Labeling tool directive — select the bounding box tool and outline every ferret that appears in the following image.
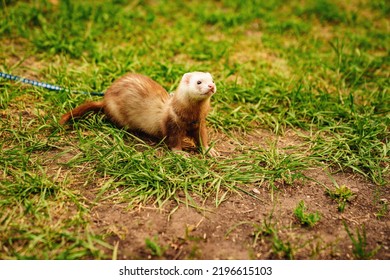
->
[60,72,219,156]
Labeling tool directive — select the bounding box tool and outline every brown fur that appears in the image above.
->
[165,97,210,151]
[60,72,218,156]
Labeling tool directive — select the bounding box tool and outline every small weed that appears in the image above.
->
[145,236,166,258]
[326,185,356,212]
[252,215,278,246]
[293,200,321,227]
[271,233,295,260]
[344,222,380,260]
[248,211,295,259]
[375,199,388,220]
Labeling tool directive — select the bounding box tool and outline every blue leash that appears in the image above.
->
[0,72,105,96]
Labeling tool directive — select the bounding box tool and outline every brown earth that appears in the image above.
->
[81,129,389,260]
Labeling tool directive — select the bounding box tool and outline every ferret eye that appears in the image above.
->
[197,81,202,85]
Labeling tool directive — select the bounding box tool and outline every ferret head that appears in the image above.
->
[178,72,216,101]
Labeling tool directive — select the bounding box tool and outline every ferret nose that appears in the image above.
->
[208,84,215,92]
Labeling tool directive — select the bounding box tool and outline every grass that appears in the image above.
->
[326,184,356,212]
[375,199,388,219]
[294,200,321,227]
[145,235,166,258]
[0,0,388,259]
[344,222,380,260]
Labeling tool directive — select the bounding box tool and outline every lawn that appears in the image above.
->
[0,0,388,259]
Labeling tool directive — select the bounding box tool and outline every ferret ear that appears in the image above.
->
[182,73,192,85]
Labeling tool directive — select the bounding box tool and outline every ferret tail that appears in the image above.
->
[59,101,104,124]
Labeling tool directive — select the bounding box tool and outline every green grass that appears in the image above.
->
[145,235,166,258]
[344,222,380,260]
[0,0,388,259]
[375,199,388,219]
[294,200,321,227]
[326,184,356,212]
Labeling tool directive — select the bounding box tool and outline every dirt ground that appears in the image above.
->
[83,129,389,260]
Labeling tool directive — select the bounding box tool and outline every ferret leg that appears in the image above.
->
[164,118,184,152]
[193,122,219,157]
[198,122,208,147]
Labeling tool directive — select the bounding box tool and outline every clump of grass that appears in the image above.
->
[302,0,346,23]
[326,185,356,212]
[375,199,388,220]
[145,236,166,258]
[310,115,389,186]
[254,211,296,260]
[231,212,296,260]
[293,200,321,227]
[271,232,296,260]
[252,214,278,246]
[68,125,228,207]
[226,211,277,248]
[344,222,380,260]
[219,142,311,191]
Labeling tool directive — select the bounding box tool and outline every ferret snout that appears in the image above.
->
[208,84,216,93]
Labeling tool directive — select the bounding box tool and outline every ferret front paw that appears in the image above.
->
[171,148,190,157]
[205,147,220,157]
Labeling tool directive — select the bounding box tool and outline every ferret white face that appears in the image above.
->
[179,72,216,100]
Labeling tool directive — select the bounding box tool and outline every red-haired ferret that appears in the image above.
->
[60,72,219,156]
